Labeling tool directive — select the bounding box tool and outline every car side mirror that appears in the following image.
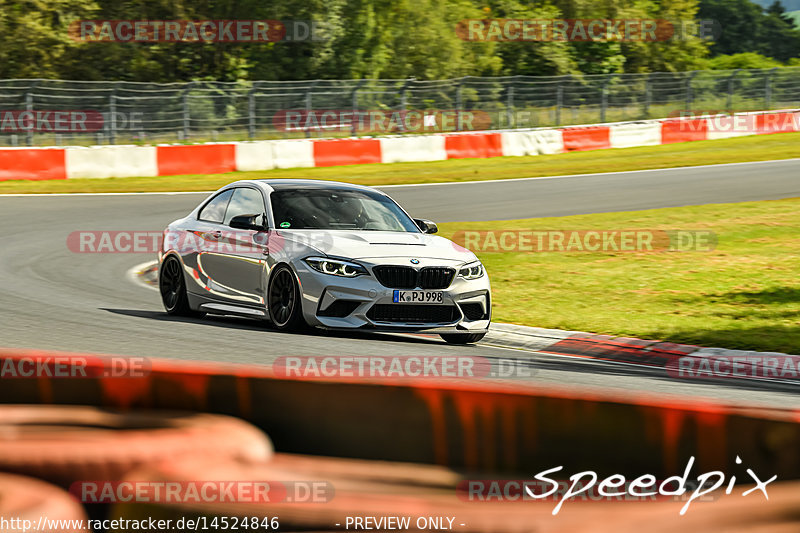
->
[229,214,266,231]
[414,218,438,234]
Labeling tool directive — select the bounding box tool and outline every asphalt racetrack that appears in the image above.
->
[1,159,799,407]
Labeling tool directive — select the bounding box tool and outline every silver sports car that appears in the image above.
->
[158,179,490,344]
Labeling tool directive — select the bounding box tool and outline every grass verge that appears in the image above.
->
[1,132,799,194]
[437,197,800,354]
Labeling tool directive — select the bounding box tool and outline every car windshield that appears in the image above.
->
[270,188,420,232]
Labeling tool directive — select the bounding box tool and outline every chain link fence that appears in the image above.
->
[1,67,799,146]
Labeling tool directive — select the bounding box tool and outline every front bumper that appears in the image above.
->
[294,259,491,333]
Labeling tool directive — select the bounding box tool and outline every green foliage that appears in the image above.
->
[698,0,800,62]
[0,0,99,78]
[701,51,784,69]
[0,0,796,81]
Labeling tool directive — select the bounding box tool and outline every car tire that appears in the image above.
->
[439,332,486,344]
[267,265,306,331]
[159,255,203,317]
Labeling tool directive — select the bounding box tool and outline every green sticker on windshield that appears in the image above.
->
[280,222,291,228]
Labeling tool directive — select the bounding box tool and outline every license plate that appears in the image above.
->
[393,290,444,304]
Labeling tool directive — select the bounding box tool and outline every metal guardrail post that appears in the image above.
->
[556,76,566,126]
[506,80,515,129]
[108,89,117,145]
[24,90,33,146]
[181,81,194,140]
[248,82,260,139]
[303,86,313,138]
[765,67,777,110]
[397,78,413,133]
[351,87,358,137]
[601,74,614,123]
[644,74,652,118]
[727,69,741,113]
[685,71,698,112]
[455,78,464,132]
[351,79,366,137]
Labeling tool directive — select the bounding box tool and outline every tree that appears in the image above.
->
[766,1,796,27]
[0,0,99,79]
[698,0,800,61]
[3,0,794,81]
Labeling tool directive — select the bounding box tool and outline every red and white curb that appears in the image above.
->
[2,109,798,181]
[486,323,800,385]
[128,261,159,291]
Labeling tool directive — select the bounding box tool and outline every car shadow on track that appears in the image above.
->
[101,308,447,346]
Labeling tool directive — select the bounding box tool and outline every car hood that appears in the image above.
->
[275,230,477,262]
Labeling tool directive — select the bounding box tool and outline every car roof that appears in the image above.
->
[249,179,378,193]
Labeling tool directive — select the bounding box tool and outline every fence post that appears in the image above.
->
[765,67,777,110]
[726,69,741,113]
[24,90,33,146]
[247,82,256,139]
[556,77,565,126]
[506,80,515,129]
[643,73,652,118]
[397,78,413,133]
[248,82,258,139]
[181,81,194,141]
[600,74,614,123]
[351,86,358,137]
[455,78,464,132]
[303,87,313,138]
[351,79,365,137]
[685,71,698,112]
[108,89,117,145]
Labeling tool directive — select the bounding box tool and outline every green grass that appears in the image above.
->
[437,198,800,354]
[2,131,800,194]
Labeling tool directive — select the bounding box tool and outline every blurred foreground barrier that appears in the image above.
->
[0,404,272,487]
[106,455,800,533]
[0,347,798,480]
[0,472,89,533]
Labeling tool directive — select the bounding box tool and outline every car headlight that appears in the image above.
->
[304,257,367,278]
[459,261,484,280]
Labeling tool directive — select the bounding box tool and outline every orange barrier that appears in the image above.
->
[0,347,798,479]
[156,144,236,176]
[444,133,503,159]
[0,148,66,181]
[561,126,611,152]
[110,457,800,533]
[661,118,708,144]
[312,138,382,167]
[0,405,272,487]
[0,473,89,532]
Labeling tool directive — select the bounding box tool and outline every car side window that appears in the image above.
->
[198,189,234,224]
[224,188,267,226]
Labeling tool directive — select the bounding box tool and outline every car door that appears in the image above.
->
[185,188,234,300]
[214,186,270,307]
